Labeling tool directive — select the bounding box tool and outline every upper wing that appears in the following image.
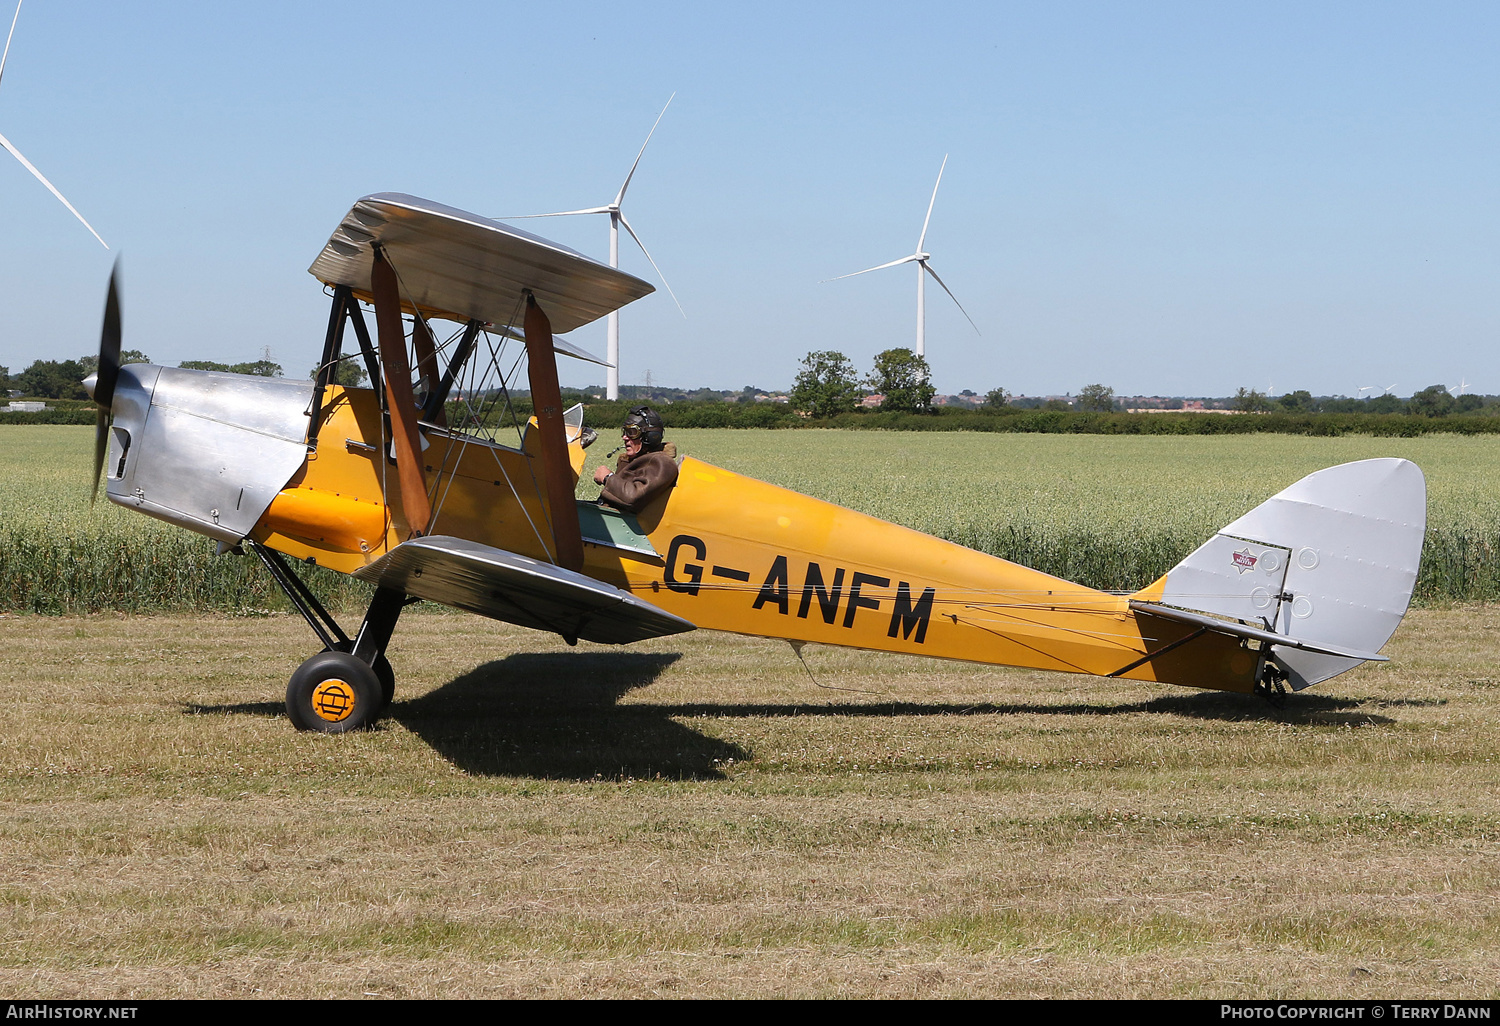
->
[353,535,693,645]
[308,193,655,334]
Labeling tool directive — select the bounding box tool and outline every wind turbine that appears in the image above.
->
[823,155,978,359]
[0,0,105,248]
[501,94,682,400]
[1356,386,1375,399]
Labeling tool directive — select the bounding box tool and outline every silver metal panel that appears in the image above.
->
[107,367,313,543]
[308,193,656,334]
[353,535,695,645]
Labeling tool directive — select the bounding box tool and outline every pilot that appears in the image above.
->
[593,406,678,513]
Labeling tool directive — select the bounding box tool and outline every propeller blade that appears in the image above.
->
[917,154,948,252]
[91,258,121,503]
[820,254,918,283]
[0,0,23,90]
[617,211,684,316]
[615,92,674,209]
[92,408,107,504]
[0,129,107,248]
[95,258,121,409]
[496,206,613,219]
[921,260,980,334]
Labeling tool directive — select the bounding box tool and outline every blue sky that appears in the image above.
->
[0,1,1495,396]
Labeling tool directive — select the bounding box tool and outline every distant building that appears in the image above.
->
[860,394,884,409]
[4,401,47,412]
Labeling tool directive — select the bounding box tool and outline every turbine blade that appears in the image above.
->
[0,129,107,248]
[917,154,948,251]
[496,206,612,219]
[617,211,684,316]
[820,254,918,283]
[615,92,675,209]
[922,261,979,334]
[0,0,22,91]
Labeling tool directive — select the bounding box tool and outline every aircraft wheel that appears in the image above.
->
[286,651,383,732]
[329,642,396,710]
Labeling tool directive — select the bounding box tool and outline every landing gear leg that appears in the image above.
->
[250,541,407,731]
[285,586,406,732]
[1254,658,1290,708]
[351,586,405,709]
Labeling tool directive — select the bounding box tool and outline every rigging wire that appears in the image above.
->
[788,640,887,696]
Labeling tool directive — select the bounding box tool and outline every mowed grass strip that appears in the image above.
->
[0,608,1495,997]
[3,426,1500,609]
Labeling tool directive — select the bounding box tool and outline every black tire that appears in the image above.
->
[286,651,383,732]
[329,641,396,710]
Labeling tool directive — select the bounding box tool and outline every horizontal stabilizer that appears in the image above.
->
[309,194,656,334]
[1129,601,1389,662]
[354,535,694,645]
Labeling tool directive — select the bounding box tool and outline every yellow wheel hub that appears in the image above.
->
[310,678,358,722]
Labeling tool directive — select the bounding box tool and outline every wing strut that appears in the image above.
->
[371,245,433,537]
[411,309,443,425]
[523,291,585,571]
[422,318,480,423]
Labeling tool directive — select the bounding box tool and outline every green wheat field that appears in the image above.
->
[1,425,1495,612]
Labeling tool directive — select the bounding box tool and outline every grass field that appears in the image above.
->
[2,426,1498,610]
[0,608,1495,998]
[0,426,1497,997]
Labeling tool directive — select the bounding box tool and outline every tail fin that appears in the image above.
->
[1132,458,1426,690]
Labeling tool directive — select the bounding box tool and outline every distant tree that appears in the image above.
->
[16,359,88,399]
[1076,383,1115,412]
[0,365,9,391]
[867,348,934,412]
[1277,389,1315,413]
[1368,393,1405,414]
[231,359,283,377]
[1408,384,1456,417]
[789,350,861,418]
[983,387,1011,409]
[1043,398,1071,412]
[181,359,282,377]
[1457,393,1486,413]
[310,356,369,388]
[78,349,151,375]
[1233,387,1272,413]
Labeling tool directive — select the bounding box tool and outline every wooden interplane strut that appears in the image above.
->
[370,246,432,537]
[523,292,585,571]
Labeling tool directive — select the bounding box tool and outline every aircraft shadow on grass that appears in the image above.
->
[183,661,1397,779]
[389,651,745,780]
[645,690,1394,727]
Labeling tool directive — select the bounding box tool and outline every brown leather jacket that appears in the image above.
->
[599,447,679,513]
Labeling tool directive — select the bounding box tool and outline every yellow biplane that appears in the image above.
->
[86,194,1427,731]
